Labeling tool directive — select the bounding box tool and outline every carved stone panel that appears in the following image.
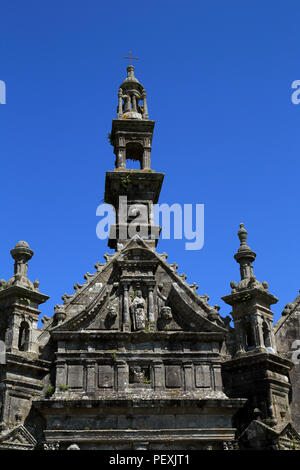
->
[68,365,84,389]
[98,365,113,388]
[165,365,181,388]
[195,364,211,388]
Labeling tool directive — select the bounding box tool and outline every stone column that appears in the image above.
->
[117,88,123,118]
[149,202,154,225]
[234,320,245,355]
[116,147,126,169]
[153,360,164,390]
[265,318,277,352]
[142,147,151,170]
[29,319,39,354]
[253,314,264,349]
[269,320,277,352]
[5,313,21,351]
[124,95,131,113]
[122,284,130,332]
[116,360,128,391]
[148,284,155,330]
[86,361,96,392]
[142,89,149,119]
[183,361,193,390]
[131,94,137,112]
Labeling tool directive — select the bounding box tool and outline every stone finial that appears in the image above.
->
[126,65,137,82]
[7,241,35,290]
[54,305,67,324]
[234,224,256,280]
[10,241,34,276]
[237,223,251,252]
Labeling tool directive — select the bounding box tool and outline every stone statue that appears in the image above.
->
[130,290,146,330]
[104,305,118,329]
[132,366,144,384]
[157,306,172,331]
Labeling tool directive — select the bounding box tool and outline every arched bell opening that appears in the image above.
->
[245,323,255,351]
[125,142,143,169]
[18,321,30,352]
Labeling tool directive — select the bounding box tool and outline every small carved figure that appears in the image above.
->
[131,366,145,384]
[282,303,294,316]
[130,290,146,330]
[230,281,237,292]
[157,306,172,330]
[104,305,118,329]
[107,306,117,321]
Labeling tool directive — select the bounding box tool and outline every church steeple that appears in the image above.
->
[104,66,164,251]
[110,65,153,170]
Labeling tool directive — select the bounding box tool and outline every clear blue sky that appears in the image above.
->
[1,1,300,326]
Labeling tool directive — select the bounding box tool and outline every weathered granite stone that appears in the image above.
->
[0,67,299,450]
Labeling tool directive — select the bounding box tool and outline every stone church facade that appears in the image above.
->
[0,66,300,450]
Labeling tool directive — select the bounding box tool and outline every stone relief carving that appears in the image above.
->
[104,305,118,329]
[157,306,173,330]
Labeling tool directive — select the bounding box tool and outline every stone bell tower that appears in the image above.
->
[0,241,49,435]
[0,241,48,355]
[105,65,164,251]
[222,224,294,440]
[223,223,278,355]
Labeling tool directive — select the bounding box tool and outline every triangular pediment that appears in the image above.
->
[277,421,300,441]
[48,236,228,334]
[0,424,36,450]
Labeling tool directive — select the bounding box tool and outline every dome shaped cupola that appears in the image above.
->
[117,65,148,120]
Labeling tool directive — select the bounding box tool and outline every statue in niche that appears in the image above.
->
[130,290,146,331]
[131,366,145,384]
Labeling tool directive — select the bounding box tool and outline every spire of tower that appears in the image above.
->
[105,65,163,251]
[234,223,256,281]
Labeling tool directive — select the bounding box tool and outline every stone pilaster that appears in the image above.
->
[86,361,96,392]
[148,284,155,330]
[116,360,128,391]
[122,283,130,332]
[142,89,148,119]
[213,364,223,392]
[56,362,67,390]
[183,361,193,391]
[153,360,164,390]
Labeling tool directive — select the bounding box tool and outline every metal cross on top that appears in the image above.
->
[122,51,139,66]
